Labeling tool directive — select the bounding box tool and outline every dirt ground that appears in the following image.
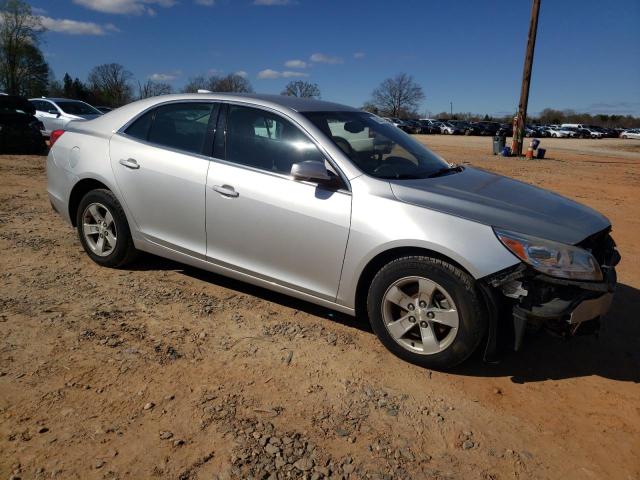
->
[1,136,639,480]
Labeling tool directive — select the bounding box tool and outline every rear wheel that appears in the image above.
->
[76,189,137,267]
[367,256,487,369]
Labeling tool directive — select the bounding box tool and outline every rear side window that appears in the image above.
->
[148,103,213,155]
[125,110,154,141]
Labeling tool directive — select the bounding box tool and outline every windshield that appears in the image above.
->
[56,101,101,115]
[302,110,450,179]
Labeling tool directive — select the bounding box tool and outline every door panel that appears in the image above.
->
[109,133,210,257]
[35,107,64,134]
[206,161,351,300]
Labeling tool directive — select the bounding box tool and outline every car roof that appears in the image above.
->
[64,93,362,137]
[189,93,358,113]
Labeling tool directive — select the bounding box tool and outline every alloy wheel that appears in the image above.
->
[381,276,459,355]
[82,202,117,257]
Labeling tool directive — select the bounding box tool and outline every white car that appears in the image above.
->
[548,127,574,138]
[29,97,102,137]
[620,129,640,139]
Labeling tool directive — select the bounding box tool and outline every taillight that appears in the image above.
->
[49,129,65,147]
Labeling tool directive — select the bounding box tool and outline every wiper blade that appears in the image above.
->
[426,165,462,178]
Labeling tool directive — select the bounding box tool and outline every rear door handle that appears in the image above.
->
[119,158,140,169]
[212,184,239,197]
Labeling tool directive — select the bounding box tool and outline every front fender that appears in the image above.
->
[336,178,520,309]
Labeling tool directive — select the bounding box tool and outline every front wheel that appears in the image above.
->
[367,256,487,369]
[76,189,138,268]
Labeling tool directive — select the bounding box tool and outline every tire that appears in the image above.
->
[76,189,138,268]
[367,256,487,369]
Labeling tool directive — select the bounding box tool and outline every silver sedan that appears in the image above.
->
[46,94,619,369]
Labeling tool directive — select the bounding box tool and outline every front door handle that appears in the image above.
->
[119,158,140,169]
[212,184,239,198]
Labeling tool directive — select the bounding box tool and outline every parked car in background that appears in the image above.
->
[388,118,418,134]
[402,120,425,134]
[46,93,620,369]
[476,121,502,136]
[563,126,591,139]
[29,97,103,137]
[620,129,640,139]
[496,124,512,137]
[581,127,605,139]
[548,126,575,138]
[0,95,47,154]
[419,119,443,134]
[439,121,462,135]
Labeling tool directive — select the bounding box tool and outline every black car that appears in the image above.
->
[0,95,47,155]
[404,119,427,134]
[477,121,503,136]
[416,120,438,134]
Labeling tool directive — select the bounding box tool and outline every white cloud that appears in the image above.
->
[149,72,180,81]
[234,70,248,78]
[282,71,308,78]
[195,0,215,5]
[257,69,280,79]
[73,0,176,15]
[258,69,308,79]
[353,52,365,59]
[284,59,307,69]
[39,16,119,35]
[253,0,296,5]
[310,53,343,64]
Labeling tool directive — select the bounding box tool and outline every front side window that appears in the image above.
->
[303,111,449,179]
[225,105,324,174]
[126,102,213,154]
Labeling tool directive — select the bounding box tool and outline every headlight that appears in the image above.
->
[494,228,602,281]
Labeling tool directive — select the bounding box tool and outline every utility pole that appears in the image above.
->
[450,101,453,117]
[512,0,541,156]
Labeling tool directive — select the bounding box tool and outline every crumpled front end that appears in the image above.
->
[484,228,620,350]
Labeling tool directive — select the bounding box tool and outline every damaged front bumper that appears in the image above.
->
[483,229,620,352]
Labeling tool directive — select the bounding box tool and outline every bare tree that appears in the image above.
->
[182,75,208,93]
[182,73,252,93]
[281,80,320,99]
[138,79,172,99]
[0,0,48,95]
[87,63,134,107]
[211,73,252,93]
[361,102,380,115]
[370,73,425,118]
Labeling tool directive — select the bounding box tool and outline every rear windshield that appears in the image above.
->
[56,101,101,115]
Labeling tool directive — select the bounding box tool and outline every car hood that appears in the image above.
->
[389,166,610,245]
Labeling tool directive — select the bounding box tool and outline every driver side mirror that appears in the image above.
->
[290,160,330,181]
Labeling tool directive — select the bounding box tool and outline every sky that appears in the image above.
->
[30,0,640,116]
